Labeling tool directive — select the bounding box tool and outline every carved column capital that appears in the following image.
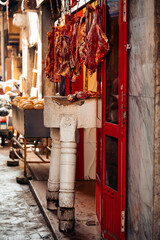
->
[60,114,77,142]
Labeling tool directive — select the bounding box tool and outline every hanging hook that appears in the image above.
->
[56,0,61,18]
[76,0,80,16]
[0,0,8,6]
[49,0,55,26]
[69,0,71,20]
[60,0,66,16]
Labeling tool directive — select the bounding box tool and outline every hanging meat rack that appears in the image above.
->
[23,0,37,11]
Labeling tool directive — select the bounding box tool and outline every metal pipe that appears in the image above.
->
[12,136,24,150]
[37,7,42,99]
[46,138,49,159]
[24,138,27,177]
[13,148,24,162]
[26,161,50,163]
[31,148,48,162]
[1,10,5,81]
[46,146,51,152]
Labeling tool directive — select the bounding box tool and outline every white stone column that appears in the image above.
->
[58,114,78,232]
[46,128,60,210]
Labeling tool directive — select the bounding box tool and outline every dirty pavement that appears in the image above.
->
[0,143,55,240]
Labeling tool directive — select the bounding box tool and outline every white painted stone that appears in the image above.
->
[44,97,96,129]
[13,13,27,28]
[84,128,96,180]
[60,142,77,191]
[59,192,75,208]
[59,117,77,209]
[60,115,77,142]
[47,129,60,192]
[44,96,96,230]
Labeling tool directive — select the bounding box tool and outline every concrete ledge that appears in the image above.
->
[29,180,100,240]
[29,180,61,240]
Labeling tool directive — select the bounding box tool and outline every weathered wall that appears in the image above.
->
[127,0,155,239]
[153,1,160,239]
[42,4,54,97]
[26,47,35,96]
[19,12,39,96]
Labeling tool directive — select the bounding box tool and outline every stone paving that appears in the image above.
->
[0,146,55,240]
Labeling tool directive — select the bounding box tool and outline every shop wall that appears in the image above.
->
[153,1,160,239]
[42,4,54,97]
[127,0,155,239]
[83,69,97,179]
[26,47,35,95]
[18,12,39,96]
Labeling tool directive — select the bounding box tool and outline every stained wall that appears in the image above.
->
[127,0,155,239]
[42,4,55,97]
[153,1,160,239]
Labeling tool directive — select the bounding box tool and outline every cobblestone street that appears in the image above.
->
[0,145,55,240]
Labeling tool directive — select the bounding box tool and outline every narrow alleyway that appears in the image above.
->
[0,143,55,240]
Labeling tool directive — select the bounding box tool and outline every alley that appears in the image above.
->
[0,143,55,240]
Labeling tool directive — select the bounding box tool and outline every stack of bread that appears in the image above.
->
[12,96,44,110]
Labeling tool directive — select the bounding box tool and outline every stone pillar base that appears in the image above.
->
[46,190,59,210]
[58,207,75,220]
[47,200,57,210]
[59,192,74,208]
[58,207,75,232]
[59,220,75,232]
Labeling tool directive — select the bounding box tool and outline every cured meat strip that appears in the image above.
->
[44,28,55,82]
[76,5,95,62]
[70,16,81,82]
[84,5,110,74]
[64,16,81,82]
[70,5,95,82]
[44,26,62,83]
[70,16,81,69]
[53,26,61,82]
[45,25,70,83]
[55,25,70,82]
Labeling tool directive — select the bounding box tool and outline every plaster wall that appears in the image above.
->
[21,12,39,96]
[127,0,155,239]
[42,4,55,97]
[153,1,160,239]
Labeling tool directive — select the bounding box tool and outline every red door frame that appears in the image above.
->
[96,0,127,239]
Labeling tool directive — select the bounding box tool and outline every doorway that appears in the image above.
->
[96,0,127,239]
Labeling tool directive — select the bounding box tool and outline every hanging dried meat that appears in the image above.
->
[45,25,70,83]
[84,5,110,74]
[54,25,69,82]
[45,17,81,83]
[45,4,109,84]
[64,16,81,82]
[76,5,95,62]
[44,28,55,82]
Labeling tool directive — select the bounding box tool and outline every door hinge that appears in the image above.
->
[123,0,126,22]
[125,44,131,51]
[121,211,125,232]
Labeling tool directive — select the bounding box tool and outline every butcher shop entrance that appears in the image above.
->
[95,0,127,240]
[38,0,127,238]
[68,0,127,239]
[67,0,127,239]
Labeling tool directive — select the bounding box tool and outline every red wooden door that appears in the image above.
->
[96,0,127,239]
